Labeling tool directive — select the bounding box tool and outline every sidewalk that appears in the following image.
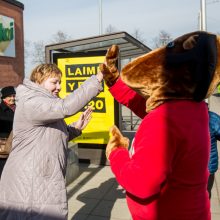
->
[67,163,130,220]
[211,169,220,220]
[67,163,220,220]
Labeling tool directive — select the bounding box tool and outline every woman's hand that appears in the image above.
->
[96,71,103,83]
[74,107,93,131]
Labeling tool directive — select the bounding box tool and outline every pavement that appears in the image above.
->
[211,169,220,220]
[67,163,220,220]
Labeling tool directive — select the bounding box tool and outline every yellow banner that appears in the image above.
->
[57,55,115,144]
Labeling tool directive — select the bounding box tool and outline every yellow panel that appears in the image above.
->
[57,55,115,144]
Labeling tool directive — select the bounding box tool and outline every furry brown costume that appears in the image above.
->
[100,31,220,113]
[100,30,220,161]
[100,31,216,220]
[106,125,129,159]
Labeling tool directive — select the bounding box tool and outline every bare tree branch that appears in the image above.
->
[50,30,71,43]
[31,41,45,65]
[27,31,72,66]
[105,25,118,34]
[152,30,172,49]
[131,29,146,43]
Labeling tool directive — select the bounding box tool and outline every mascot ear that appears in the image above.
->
[166,32,217,101]
[183,35,199,50]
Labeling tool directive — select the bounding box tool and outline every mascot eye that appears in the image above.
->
[166,41,175,48]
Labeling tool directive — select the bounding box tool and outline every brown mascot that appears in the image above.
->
[99,31,220,220]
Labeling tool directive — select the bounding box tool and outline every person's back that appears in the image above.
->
[156,100,210,219]
[207,111,220,198]
[108,90,211,219]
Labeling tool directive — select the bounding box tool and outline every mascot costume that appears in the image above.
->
[99,31,220,220]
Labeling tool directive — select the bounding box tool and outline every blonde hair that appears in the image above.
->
[30,64,62,84]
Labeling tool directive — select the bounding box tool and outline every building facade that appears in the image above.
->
[0,0,24,88]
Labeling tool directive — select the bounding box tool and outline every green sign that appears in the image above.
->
[0,15,15,57]
[0,22,14,42]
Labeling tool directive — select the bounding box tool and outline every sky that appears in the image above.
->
[18,0,220,75]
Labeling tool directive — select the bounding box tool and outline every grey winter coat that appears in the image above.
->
[0,76,102,220]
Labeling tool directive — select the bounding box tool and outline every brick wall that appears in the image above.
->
[0,0,24,87]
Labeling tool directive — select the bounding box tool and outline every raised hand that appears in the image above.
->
[106,125,129,159]
[74,107,93,131]
[99,45,120,87]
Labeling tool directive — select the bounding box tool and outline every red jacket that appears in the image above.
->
[109,79,211,220]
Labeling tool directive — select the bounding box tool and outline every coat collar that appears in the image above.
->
[22,78,56,98]
[0,101,12,112]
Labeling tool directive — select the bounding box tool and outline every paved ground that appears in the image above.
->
[211,169,220,220]
[67,163,220,220]
[67,163,130,220]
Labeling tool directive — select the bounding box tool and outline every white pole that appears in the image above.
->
[198,11,202,30]
[200,0,209,103]
[99,0,103,35]
[200,0,207,30]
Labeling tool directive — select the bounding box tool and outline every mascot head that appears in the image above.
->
[100,31,220,112]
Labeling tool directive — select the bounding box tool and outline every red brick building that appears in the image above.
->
[0,0,24,88]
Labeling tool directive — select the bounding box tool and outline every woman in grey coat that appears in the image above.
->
[0,64,103,220]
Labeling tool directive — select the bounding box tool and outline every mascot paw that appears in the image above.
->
[106,125,129,159]
[99,45,120,87]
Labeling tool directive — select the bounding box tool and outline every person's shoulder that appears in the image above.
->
[209,111,220,119]
[0,101,8,110]
[0,102,3,111]
[209,111,220,130]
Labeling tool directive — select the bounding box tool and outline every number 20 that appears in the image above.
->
[88,100,103,110]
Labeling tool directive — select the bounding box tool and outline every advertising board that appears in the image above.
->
[54,51,118,144]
